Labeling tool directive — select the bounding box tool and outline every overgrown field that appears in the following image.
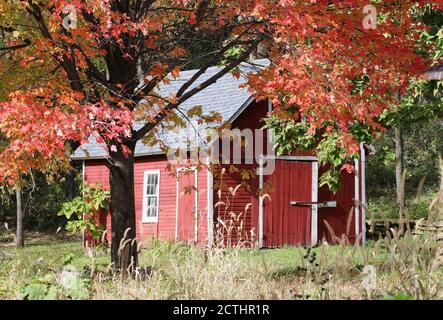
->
[1,230,442,300]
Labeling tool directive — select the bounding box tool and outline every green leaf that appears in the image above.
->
[62,253,75,265]
[22,283,48,300]
[61,276,89,300]
[58,183,109,241]
[44,286,58,300]
[383,292,413,300]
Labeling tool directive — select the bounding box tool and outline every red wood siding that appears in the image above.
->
[177,170,196,241]
[317,168,356,243]
[358,156,365,244]
[84,156,209,245]
[196,168,209,244]
[213,164,258,246]
[212,100,268,245]
[263,160,312,247]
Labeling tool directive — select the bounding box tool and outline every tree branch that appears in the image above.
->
[135,40,260,141]
[0,39,31,51]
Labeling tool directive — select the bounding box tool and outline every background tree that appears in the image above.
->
[375,5,443,208]
[15,187,23,247]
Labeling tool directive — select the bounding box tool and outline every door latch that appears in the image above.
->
[290,201,337,208]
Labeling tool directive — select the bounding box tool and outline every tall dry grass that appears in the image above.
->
[83,225,442,300]
[212,166,258,248]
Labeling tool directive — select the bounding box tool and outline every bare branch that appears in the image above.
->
[0,39,31,51]
[135,40,260,141]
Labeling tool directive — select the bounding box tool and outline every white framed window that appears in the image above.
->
[142,170,160,223]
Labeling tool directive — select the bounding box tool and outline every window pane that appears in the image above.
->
[146,173,159,196]
[146,196,157,217]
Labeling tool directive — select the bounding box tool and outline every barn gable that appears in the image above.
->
[71,59,269,161]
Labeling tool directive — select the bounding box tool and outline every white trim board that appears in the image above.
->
[206,159,214,247]
[258,157,264,248]
[194,169,198,242]
[227,96,255,124]
[354,159,360,242]
[82,160,85,182]
[360,143,367,245]
[260,155,318,162]
[267,99,274,145]
[311,161,319,246]
[82,160,86,246]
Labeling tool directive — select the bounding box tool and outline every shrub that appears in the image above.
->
[58,183,110,246]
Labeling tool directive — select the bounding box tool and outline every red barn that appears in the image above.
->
[72,60,367,248]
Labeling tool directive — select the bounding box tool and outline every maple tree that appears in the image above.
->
[0,0,442,271]
[250,0,442,189]
[0,0,266,271]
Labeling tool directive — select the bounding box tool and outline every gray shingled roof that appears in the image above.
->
[424,65,443,80]
[71,59,268,160]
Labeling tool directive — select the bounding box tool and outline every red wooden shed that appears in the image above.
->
[72,60,367,248]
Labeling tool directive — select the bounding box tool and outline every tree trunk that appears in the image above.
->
[108,139,138,275]
[395,127,405,208]
[64,169,76,200]
[16,188,24,248]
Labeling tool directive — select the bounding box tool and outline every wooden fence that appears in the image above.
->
[366,218,443,241]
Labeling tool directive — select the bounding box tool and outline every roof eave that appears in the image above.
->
[226,95,256,123]
[70,150,166,161]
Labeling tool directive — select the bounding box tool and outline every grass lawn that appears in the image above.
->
[0,236,365,276]
[0,234,351,299]
[0,238,317,283]
[0,232,440,300]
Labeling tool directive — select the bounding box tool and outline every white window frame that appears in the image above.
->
[142,170,161,223]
